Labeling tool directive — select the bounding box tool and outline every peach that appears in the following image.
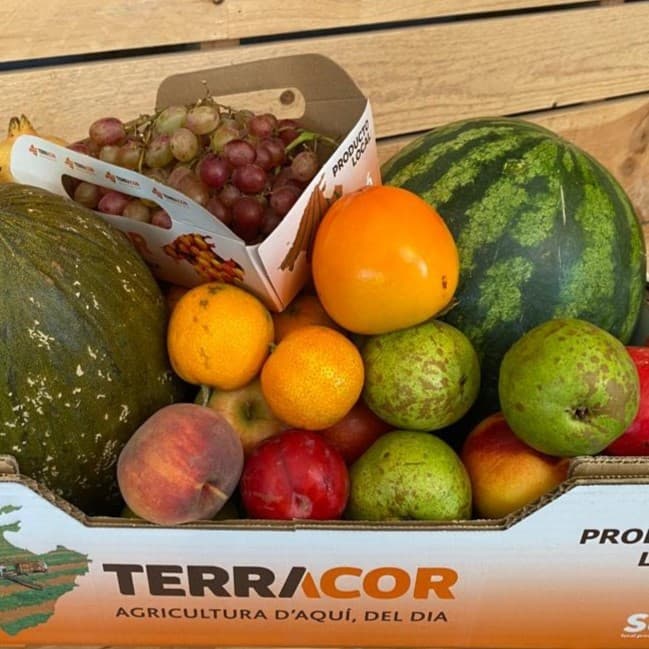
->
[460,412,569,519]
[116,403,244,525]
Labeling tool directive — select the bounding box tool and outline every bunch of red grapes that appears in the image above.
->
[66,100,337,244]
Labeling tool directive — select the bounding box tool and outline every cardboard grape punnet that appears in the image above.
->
[1,299,649,649]
[8,54,381,312]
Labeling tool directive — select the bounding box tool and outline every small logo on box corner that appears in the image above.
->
[27,143,56,161]
[622,613,649,637]
[64,156,95,174]
[152,185,188,207]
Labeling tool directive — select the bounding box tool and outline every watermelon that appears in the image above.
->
[0,183,186,515]
[381,117,646,417]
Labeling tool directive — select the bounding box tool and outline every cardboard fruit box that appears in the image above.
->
[8,54,380,312]
[0,297,648,649]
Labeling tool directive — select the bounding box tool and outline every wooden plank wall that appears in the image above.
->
[0,0,596,59]
[1,0,648,226]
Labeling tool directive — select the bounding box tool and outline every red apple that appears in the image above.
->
[606,346,649,455]
[461,412,569,519]
[240,429,349,520]
[117,403,244,525]
[318,400,392,464]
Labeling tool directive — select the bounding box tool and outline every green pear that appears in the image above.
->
[499,318,639,457]
[361,320,480,431]
[346,430,472,521]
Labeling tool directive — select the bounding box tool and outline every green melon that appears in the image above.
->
[382,117,646,416]
[0,183,186,515]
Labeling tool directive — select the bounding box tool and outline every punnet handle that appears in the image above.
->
[155,54,366,137]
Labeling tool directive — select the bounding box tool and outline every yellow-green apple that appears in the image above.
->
[345,430,472,521]
[499,318,639,456]
[198,378,288,456]
[606,346,649,455]
[116,403,244,525]
[318,400,393,464]
[461,412,569,519]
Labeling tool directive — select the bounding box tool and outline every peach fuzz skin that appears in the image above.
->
[117,403,244,525]
[461,412,569,519]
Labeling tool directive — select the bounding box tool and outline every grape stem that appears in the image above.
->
[285,129,339,154]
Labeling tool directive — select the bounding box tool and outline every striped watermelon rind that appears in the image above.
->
[382,117,646,416]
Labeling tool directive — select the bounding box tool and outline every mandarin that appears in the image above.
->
[272,291,340,343]
[312,185,459,335]
[260,325,364,430]
[167,282,274,390]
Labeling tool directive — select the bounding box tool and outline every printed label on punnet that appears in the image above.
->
[2,480,649,648]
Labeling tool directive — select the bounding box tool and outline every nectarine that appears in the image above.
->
[461,413,569,519]
[240,429,349,520]
[606,346,649,456]
[318,400,392,464]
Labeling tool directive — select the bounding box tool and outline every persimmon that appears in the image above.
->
[311,185,459,335]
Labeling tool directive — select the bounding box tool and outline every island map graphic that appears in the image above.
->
[0,504,89,636]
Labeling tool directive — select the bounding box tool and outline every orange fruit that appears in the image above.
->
[260,325,364,430]
[312,185,459,335]
[272,291,340,343]
[167,282,274,390]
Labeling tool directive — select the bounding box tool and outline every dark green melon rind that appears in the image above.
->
[382,118,646,414]
[0,184,186,515]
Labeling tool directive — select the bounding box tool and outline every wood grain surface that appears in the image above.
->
[1,0,595,61]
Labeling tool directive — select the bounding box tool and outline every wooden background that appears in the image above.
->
[2,1,649,648]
